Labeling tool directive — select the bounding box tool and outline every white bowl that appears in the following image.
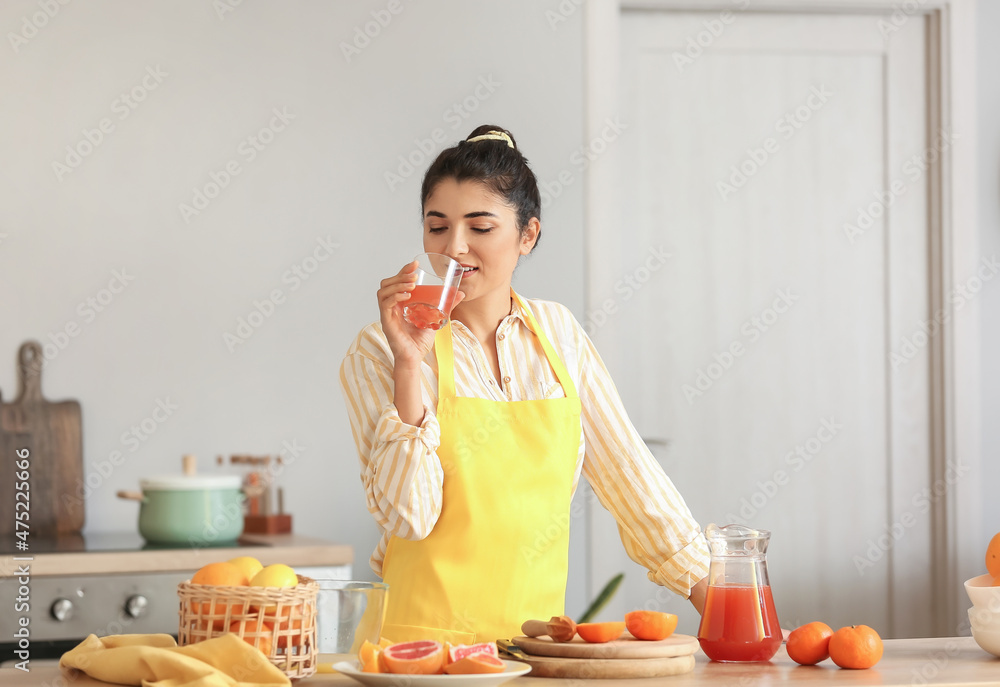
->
[965,575,1000,609]
[969,607,1000,631]
[970,625,1000,658]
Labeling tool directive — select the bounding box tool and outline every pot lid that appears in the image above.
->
[140,474,242,491]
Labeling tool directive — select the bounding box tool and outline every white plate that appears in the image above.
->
[332,659,531,687]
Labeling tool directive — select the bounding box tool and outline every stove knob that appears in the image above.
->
[125,594,148,619]
[51,598,74,622]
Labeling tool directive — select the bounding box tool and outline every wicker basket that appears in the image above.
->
[178,574,318,680]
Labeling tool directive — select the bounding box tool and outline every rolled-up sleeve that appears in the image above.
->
[572,320,710,598]
[340,325,445,543]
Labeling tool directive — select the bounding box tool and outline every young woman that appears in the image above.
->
[340,125,709,645]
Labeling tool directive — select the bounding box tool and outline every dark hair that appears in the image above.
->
[421,125,541,248]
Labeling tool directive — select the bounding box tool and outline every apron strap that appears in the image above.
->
[435,291,579,401]
[511,292,579,400]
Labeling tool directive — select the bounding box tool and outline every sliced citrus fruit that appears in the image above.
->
[381,639,445,674]
[448,642,499,663]
[624,610,678,641]
[444,653,506,675]
[576,621,626,643]
[358,639,380,665]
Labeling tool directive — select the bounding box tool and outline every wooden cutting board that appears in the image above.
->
[501,634,699,679]
[0,341,84,535]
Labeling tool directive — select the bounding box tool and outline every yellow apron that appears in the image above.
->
[381,292,582,644]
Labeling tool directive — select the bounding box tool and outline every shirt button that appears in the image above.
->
[503,376,511,384]
[498,334,505,341]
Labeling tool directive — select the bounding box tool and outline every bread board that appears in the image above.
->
[505,652,696,679]
[512,632,699,659]
[0,341,84,535]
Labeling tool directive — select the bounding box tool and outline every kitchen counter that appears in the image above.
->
[6,637,998,686]
[0,533,353,577]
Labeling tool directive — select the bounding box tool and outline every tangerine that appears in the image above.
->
[444,654,506,675]
[190,562,248,629]
[576,621,626,643]
[828,625,883,670]
[786,621,834,665]
[986,532,1000,578]
[267,607,306,649]
[228,619,274,657]
[228,556,264,582]
[624,610,678,641]
[381,639,445,674]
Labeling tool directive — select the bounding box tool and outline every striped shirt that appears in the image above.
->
[339,293,710,598]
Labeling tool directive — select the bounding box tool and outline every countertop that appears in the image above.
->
[6,637,998,686]
[0,533,353,577]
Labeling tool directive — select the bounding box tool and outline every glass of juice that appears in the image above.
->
[402,252,464,330]
[697,524,782,662]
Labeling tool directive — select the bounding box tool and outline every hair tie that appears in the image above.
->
[466,130,515,149]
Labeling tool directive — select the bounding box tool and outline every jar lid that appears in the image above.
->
[140,474,242,491]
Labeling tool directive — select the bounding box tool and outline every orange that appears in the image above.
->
[786,621,834,665]
[192,561,249,587]
[381,640,445,674]
[228,619,274,657]
[624,611,678,641]
[190,562,249,629]
[828,625,883,670]
[358,639,381,665]
[576,621,626,643]
[444,654,505,674]
[227,556,263,582]
[986,532,1000,578]
[267,607,306,649]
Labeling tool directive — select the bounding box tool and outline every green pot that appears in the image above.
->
[119,474,245,545]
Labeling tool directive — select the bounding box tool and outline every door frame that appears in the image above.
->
[582,0,980,636]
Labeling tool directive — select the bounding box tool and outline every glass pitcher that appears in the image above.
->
[697,524,782,662]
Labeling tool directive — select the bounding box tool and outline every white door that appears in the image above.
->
[585,9,937,638]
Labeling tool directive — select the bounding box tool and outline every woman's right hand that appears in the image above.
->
[378,261,438,369]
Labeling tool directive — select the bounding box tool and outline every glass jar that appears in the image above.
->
[697,524,782,662]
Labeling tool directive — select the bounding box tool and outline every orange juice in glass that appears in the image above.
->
[403,253,463,331]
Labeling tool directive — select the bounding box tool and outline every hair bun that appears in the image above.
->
[465,130,516,149]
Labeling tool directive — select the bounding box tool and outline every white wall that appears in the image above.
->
[978,0,1000,547]
[0,0,587,609]
[1,0,996,625]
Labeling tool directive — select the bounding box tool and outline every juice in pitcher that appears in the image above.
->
[697,524,782,662]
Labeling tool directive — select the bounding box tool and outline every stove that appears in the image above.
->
[0,531,352,662]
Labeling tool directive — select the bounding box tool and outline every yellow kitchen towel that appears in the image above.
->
[59,633,291,687]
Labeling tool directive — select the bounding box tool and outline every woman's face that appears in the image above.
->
[422,178,538,305]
